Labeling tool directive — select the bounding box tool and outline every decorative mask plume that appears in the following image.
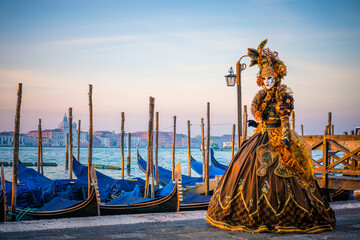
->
[247,39,287,86]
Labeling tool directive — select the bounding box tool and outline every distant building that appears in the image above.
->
[26,130,39,138]
[0,132,14,146]
[58,114,69,131]
[0,132,28,146]
[42,137,51,147]
[97,136,110,148]
[132,131,188,148]
[22,113,83,147]
[2,114,236,149]
[50,129,64,147]
[110,132,142,148]
[94,131,114,147]
[222,142,232,149]
[157,132,173,148]
[167,132,187,148]
[26,129,64,146]
[93,135,102,148]
[25,133,37,146]
[59,113,78,147]
[212,135,233,149]
[79,131,88,147]
[132,131,149,148]
[191,135,202,149]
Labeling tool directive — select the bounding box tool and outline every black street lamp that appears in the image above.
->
[224,67,236,86]
[225,55,249,148]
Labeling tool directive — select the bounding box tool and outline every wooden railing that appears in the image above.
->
[303,135,360,190]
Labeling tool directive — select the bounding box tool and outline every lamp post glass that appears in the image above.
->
[225,67,236,86]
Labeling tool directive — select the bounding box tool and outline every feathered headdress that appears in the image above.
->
[248,39,287,86]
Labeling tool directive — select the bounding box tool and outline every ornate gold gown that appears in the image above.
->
[206,85,336,233]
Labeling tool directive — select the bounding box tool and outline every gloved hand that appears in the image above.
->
[247,120,258,128]
[282,138,290,147]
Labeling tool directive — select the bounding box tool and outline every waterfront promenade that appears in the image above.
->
[1,201,360,240]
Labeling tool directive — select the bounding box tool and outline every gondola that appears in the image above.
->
[73,156,145,202]
[136,150,211,211]
[99,180,179,215]
[2,162,99,220]
[0,166,6,222]
[15,185,98,220]
[210,148,228,170]
[178,192,211,211]
[0,185,6,222]
[72,157,180,215]
[136,150,203,187]
[190,155,225,177]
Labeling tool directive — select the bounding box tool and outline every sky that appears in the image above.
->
[0,0,359,137]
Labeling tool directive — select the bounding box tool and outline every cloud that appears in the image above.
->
[47,35,157,48]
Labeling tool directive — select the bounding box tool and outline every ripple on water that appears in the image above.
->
[1,147,328,181]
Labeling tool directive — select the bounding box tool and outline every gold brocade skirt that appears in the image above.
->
[206,130,336,233]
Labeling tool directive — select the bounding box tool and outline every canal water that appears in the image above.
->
[0,147,335,181]
[0,147,233,181]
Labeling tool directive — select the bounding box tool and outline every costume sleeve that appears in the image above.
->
[281,116,290,142]
[251,90,265,121]
[276,86,294,143]
[275,88,294,118]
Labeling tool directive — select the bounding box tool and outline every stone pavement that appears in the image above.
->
[1,201,360,240]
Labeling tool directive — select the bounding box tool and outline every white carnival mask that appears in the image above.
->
[263,75,275,89]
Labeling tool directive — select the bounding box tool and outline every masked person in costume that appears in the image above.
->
[206,39,336,233]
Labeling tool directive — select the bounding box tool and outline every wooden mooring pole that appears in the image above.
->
[236,61,242,149]
[37,119,43,173]
[322,130,331,201]
[121,112,125,179]
[65,133,69,170]
[127,132,131,177]
[77,120,81,162]
[172,116,176,181]
[68,108,73,179]
[37,119,41,172]
[40,128,43,175]
[231,124,235,160]
[205,102,210,195]
[187,120,191,177]
[154,112,159,186]
[88,84,93,197]
[327,112,332,135]
[144,97,155,198]
[242,105,247,142]
[201,118,205,182]
[11,83,22,221]
[291,111,295,131]
[150,111,155,198]
[301,124,304,136]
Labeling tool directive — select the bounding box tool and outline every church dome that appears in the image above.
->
[58,113,69,131]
